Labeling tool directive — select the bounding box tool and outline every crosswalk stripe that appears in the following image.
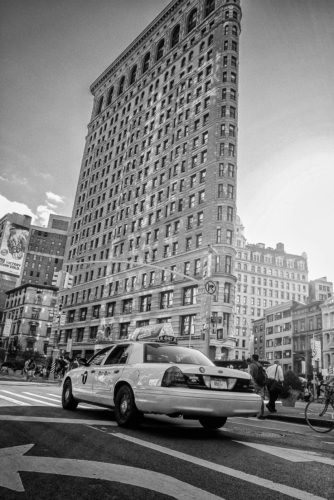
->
[1,390,58,406]
[23,392,60,402]
[0,394,29,405]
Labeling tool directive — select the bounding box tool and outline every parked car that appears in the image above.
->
[61,340,261,429]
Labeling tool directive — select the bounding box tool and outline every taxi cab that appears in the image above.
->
[61,333,261,429]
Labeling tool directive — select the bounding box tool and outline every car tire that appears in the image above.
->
[199,417,227,430]
[114,385,142,427]
[62,379,78,410]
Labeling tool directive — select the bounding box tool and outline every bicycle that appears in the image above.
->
[305,383,334,433]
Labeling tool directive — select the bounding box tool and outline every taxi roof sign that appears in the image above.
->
[128,323,176,343]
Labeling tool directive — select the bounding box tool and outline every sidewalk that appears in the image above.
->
[0,370,59,385]
[264,400,308,425]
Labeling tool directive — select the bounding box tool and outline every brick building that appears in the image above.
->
[20,214,70,287]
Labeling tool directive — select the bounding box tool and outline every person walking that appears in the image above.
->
[24,358,36,382]
[266,360,284,413]
[249,354,267,419]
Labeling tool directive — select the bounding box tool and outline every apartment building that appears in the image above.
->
[234,217,308,359]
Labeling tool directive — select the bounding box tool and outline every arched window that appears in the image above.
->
[171,24,180,48]
[181,57,186,68]
[156,39,165,61]
[204,0,215,18]
[106,86,114,106]
[208,34,214,46]
[142,52,150,74]
[129,65,137,85]
[118,76,125,96]
[95,96,103,116]
[187,8,197,33]
[232,25,238,35]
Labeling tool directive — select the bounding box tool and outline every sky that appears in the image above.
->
[0,0,333,282]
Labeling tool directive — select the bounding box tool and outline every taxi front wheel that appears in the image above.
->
[114,385,142,427]
[199,416,227,430]
[62,379,78,410]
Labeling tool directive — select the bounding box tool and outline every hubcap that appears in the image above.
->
[120,396,129,415]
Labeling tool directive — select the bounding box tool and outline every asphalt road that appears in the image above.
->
[0,382,333,500]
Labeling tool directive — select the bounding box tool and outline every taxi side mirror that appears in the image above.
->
[78,358,88,366]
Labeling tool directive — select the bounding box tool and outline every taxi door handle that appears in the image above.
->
[113,369,120,374]
[91,370,95,373]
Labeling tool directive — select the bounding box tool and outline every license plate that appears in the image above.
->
[211,378,227,390]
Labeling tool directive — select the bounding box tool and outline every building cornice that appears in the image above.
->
[90,0,184,94]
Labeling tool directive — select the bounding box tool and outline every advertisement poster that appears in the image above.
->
[0,221,29,276]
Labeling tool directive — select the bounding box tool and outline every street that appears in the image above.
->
[0,381,333,500]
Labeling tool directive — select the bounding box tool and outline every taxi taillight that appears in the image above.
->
[161,366,186,387]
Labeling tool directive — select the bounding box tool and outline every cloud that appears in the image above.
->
[0,194,34,220]
[0,191,67,227]
[46,191,65,204]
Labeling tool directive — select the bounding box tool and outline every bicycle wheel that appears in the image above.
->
[305,399,334,433]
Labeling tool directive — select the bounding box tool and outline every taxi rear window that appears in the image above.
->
[144,344,213,365]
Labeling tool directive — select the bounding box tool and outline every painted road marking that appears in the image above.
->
[0,415,116,425]
[0,390,57,407]
[0,444,223,499]
[111,433,326,500]
[235,441,334,466]
[23,392,60,402]
[0,394,29,406]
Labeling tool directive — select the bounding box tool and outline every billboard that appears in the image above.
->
[0,221,29,276]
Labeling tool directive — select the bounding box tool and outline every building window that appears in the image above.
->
[89,326,98,339]
[160,290,173,309]
[119,323,130,339]
[92,305,100,319]
[180,314,196,336]
[171,24,180,48]
[156,39,165,61]
[224,282,231,303]
[118,76,125,96]
[122,299,133,314]
[187,8,197,33]
[76,328,84,342]
[129,65,137,85]
[106,302,115,317]
[140,295,152,312]
[204,0,215,18]
[142,52,150,73]
[183,286,198,306]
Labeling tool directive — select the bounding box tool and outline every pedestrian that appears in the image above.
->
[266,360,284,413]
[249,354,267,419]
[24,358,36,382]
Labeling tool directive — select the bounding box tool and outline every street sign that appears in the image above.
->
[204,280,216,295]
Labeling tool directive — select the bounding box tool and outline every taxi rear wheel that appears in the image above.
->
[114,385,141,427]
[199,417,227,430]
[62,379,78,410]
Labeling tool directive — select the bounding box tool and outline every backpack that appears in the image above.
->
[254,363,268,387]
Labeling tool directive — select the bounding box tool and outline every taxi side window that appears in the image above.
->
[105,345,130,365]
[90,347,112,366]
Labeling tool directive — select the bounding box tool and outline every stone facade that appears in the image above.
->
[55,0,242,360]
[235,217,309,359]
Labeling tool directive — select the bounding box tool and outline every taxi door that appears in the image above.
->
[72,347,113,400]
[91,344,132,405]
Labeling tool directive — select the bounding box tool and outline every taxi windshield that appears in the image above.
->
[144,344,214,365]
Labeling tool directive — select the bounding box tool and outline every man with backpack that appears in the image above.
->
[266,360,284,412]
[249,354,267,419]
